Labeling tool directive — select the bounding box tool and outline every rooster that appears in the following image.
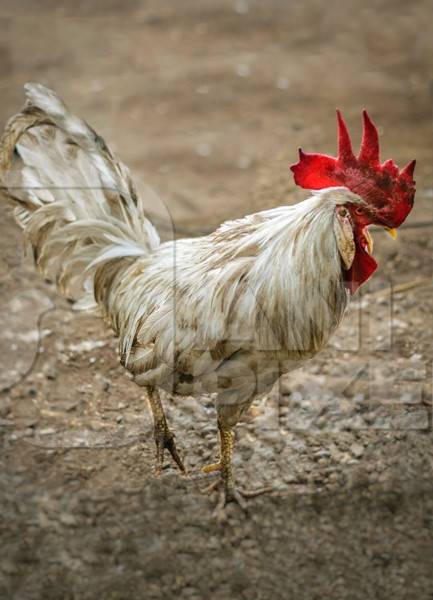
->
[0,84,415,505]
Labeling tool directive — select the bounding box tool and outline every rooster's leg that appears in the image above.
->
[217,421,239,502]
[203,421,248,508]
[147,387,186,474]
[201,422,234,480]
[204,419,273,511]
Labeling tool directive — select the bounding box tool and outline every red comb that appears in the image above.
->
[290,111,416,227]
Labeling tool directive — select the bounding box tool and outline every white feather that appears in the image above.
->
[0,84,359,420]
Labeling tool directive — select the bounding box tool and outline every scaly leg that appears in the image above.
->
[201,423,234,479]
[204,420,273,510]
[202,414,273,518]
[218,421,238,502]
[147,387,186,474]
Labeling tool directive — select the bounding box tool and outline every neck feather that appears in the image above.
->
[245,189,350,355]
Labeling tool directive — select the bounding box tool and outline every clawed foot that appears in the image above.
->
[154,427,186,474]
[205,477,273,518]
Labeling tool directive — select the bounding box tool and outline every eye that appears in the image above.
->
[354,207,364,216]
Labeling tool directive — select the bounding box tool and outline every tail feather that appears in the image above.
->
[0,83,160,307]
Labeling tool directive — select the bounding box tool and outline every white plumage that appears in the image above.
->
[1,84,361,501]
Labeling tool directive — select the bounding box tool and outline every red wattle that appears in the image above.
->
[343,245,377,295]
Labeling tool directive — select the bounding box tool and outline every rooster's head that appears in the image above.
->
[290,111,416,293]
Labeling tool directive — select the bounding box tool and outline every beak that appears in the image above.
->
[385,227,398,240]
[364,228,374,255]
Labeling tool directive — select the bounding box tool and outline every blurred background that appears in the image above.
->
[0,2,432,599]
[1,0,431,229]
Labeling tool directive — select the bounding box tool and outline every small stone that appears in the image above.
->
[340,452,355,464]
[44,365,58,380]
[39,427,56,435]
[102,378,111,392]
[21,418,38,428]
[62,399,79,412]
[196,143,211,157]
[315,416,327,430]
[291,391,303,406]
[376,460,386,473]
[69,340,106,353]
[400,367,425,382]
[276,76,290,90]
[313,449,330,460]
[236,63,250,77]
[400,390,420,404]
[234,0,249,14]
[350,443,365,458]
[362,413,375,425]
[328,472,339,484]
[237,155,251,169]
[60,513,77,527]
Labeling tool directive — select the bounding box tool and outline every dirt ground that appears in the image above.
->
[1,1,433,598]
